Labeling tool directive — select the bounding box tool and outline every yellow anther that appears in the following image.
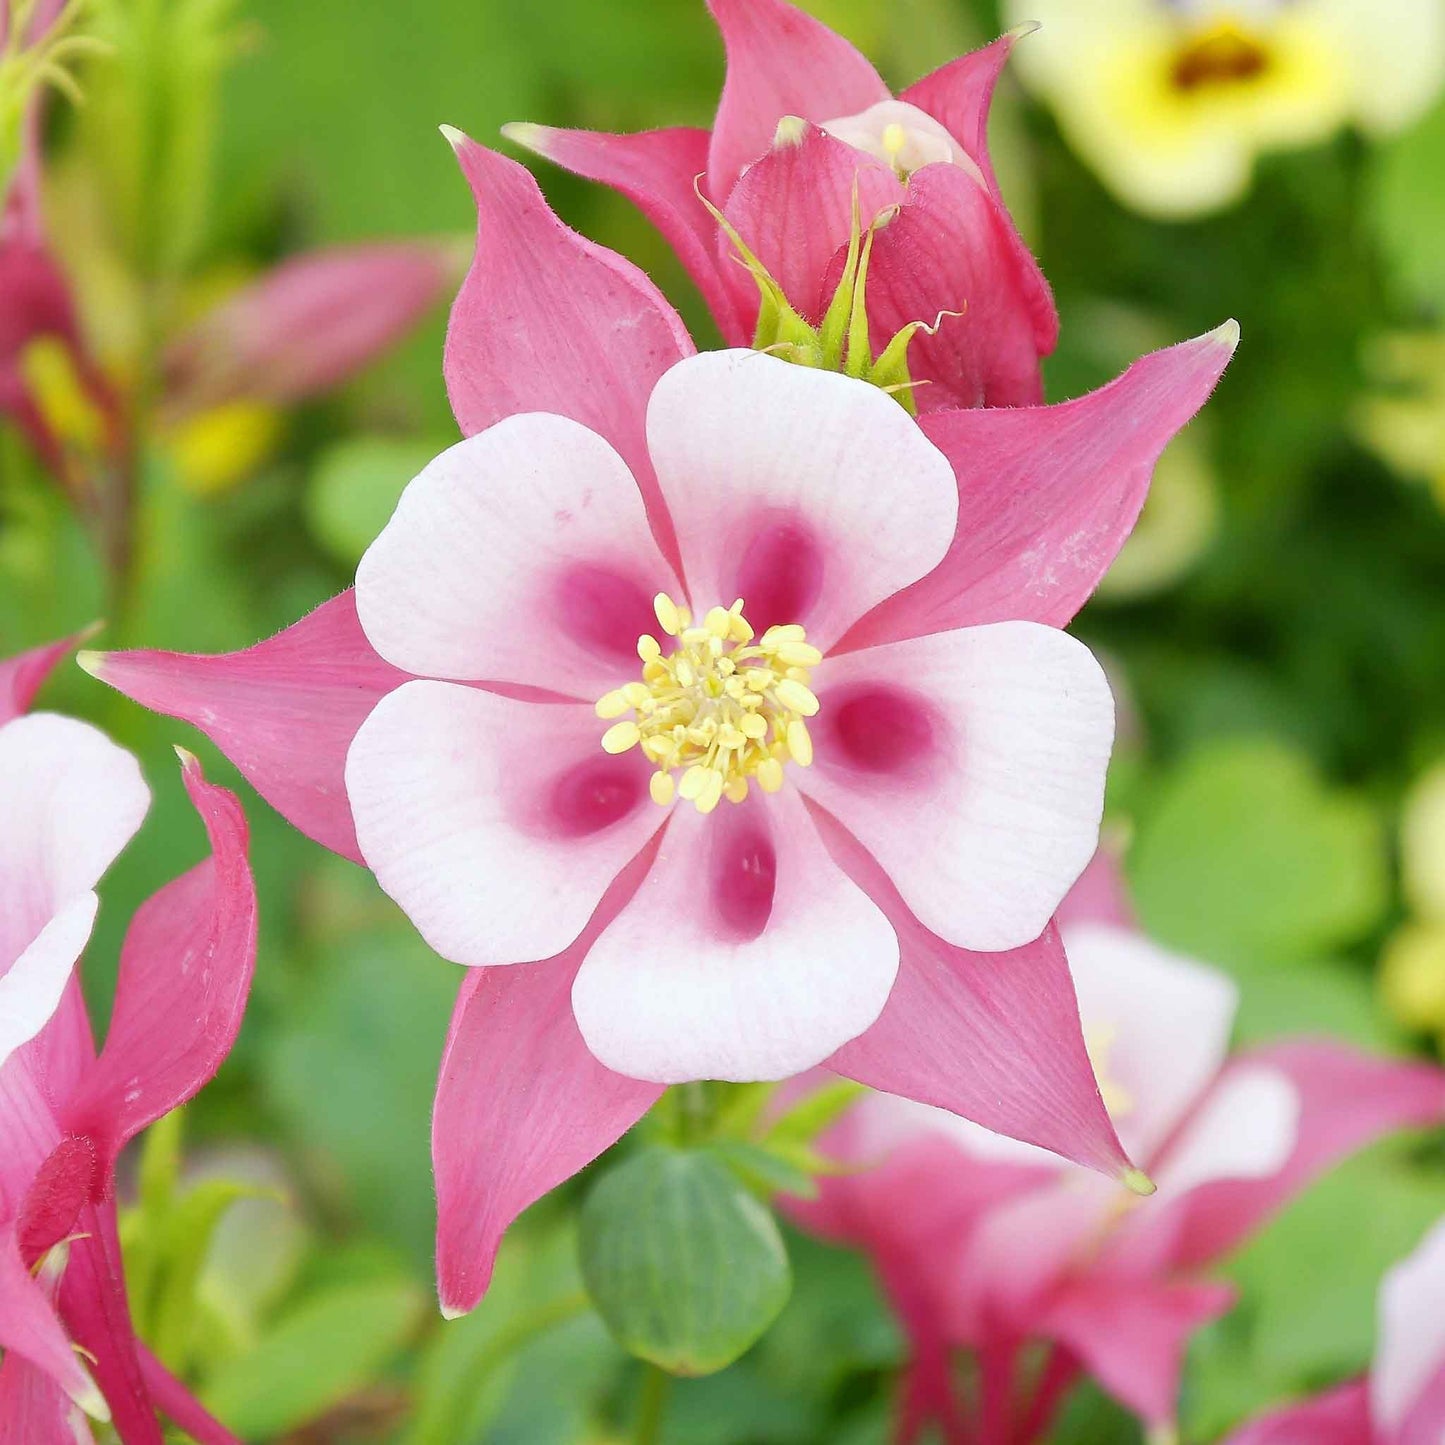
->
[773,679,820,717]
[786,719,813,767]
[601,720,641,754]
[594,599,827,813]
[881,122,908,159]
[653,592,683,636]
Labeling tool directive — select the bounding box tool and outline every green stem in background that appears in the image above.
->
[458,1290,591,1378]
[633,1362,671,1445]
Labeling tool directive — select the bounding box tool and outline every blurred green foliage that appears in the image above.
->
[5,0,1445,1440]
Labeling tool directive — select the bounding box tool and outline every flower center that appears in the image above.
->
[595,593,821,815]
[818,100,984,183]
[1169,22,1272,92]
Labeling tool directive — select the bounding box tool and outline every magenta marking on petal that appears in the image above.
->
[552,563,659,668]
[824,682,940,782]
[544,754,652,840]
[730,515,825,634]
[16,1136,96,1266]
[709,814,778,940]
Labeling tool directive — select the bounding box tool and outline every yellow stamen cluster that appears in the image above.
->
[596,593,821,815]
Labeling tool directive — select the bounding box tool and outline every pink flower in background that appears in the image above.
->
[506,0,1056,409]
[1224,1215,1445,1445]
[0,640,257,1445]
[791,852,1445,1444]
[80,133,1237,1315]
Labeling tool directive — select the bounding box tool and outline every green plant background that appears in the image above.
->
[4,0,1445,1440]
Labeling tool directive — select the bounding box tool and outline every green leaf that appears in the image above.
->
[764,1079,866,1152]
[304,436,440,565]
[202,1275,426,1439]
[579,1146,792,1376]
[1374,94,1445,309]
[1128,738,1388,968]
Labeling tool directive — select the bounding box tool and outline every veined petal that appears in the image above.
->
[136,1344,241,1445]
[355,413,676,694]
[61,755,255,1180]
[572,788,897,1082]
[645,349,957,647]
[435,851,663,1317]
[1062,923,1239,1165]
[502,124,750,345]
[1040,1276,1238,1427]
[720,121,903,325]
[0,1224,104,1421]
[346,682,661,968]
[1221,1382,1373,1445]
[859,163,1050,409]
[79,592,407,864]
[802,623,1113,953]
[0,1351,99,1445]
[1374,1216,1445,1441]
[442,131,693,542]
[838,326,1238,648]
[0,715,148,1069]
[706,0,889,202]
[815,808,1130,1180]
[0,633,85,725]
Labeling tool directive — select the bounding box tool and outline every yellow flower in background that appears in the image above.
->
[1004,0,1445,218]
[1380,763,1445,1046]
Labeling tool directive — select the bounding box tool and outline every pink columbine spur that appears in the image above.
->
[0,639,257,1445]
[789,852,1445,1444]
[80,131,1238,1315]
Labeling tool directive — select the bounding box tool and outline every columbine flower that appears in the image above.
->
[1224,1215,1445,1445]
[0,636,147,1071]
[505,0,1058,409]
[1003,0,1445,218]
[0,638,257,1444]
[80,133,1237,1314]
[791,850,1445,1444]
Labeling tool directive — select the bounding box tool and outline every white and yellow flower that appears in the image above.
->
[1004,0,1445,218]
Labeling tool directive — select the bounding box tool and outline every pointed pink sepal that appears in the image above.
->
[0,631,88,724]
[1222,1381,1373,1445]
[79,591,405,863]
[840,324,1240,649]
[434,851,664,1317]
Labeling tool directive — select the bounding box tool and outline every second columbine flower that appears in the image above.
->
[345,348,1115,1083]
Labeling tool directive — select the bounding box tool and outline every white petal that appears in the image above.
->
[644,350,958,649]
[356,413,677,696]
[1062,922,1238,1164]
[800,622,1114,951]
[572,787,898,1082]
[1373,1215,1445,1432]
[1151,1065,1300,1199]
[345,681,662,966]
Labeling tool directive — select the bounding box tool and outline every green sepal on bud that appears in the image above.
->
[696,131,949,415]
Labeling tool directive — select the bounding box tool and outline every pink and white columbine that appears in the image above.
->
[507,0,1057,409]
[0,639,257,1445]
[791,853,1445,1444]
[1224,1215,1445,1445]
[81,128,1237,1314]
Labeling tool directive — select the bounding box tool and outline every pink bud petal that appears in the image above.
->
[0,632,89,725]
[79,591,406,862]
[61,753,254,1177]
[705,0,889,202]
[434,846,664,1316]
[164,242,456,414]
[839,324,1240,648]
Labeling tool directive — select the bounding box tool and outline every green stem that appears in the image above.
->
[634,1363,671,1445]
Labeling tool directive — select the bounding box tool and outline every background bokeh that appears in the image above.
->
[5,0,1445,1440]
